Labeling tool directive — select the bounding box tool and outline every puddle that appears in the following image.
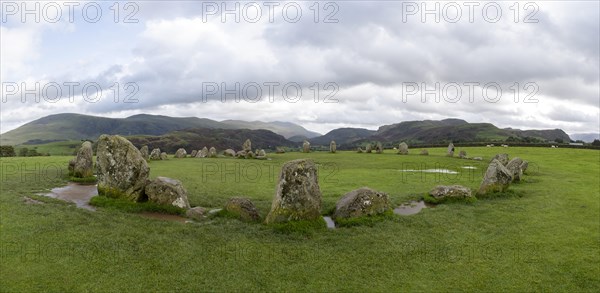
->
[42,183,97,211]
[461,166,477,169]
[394,200,429,216]
[138,212,188,223]
[323,216,336,229]
[399,169,458,174]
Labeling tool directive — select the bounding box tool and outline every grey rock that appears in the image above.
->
[150,148,161,160]
[459,150,467,159]
[224,197,260,222]
[160,152,168,160]
[190,150,198,157]
[265,159,322,224]
[330,140,337,153]
[96,135,149,201]
[477,159,513,195]
[333,187,391,219]
[398,142,409,155]
[506,157,524,182]
[243,139,252,152]
[491,153,509,166]
[224,149,236,157]
[140,146,149,161]
[428,185,473,202]
[302,140,310,153]
[186,206,207,221]
[447,143,455,157]
[208,147,217,158]
[145,176,190,209]
[73,141,94,178]
[174,148,187,158]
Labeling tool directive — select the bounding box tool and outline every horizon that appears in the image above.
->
[1,1,599,138]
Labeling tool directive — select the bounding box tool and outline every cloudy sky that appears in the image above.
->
[1,1,599,137]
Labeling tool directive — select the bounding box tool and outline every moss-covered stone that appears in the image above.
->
[265,159,322,224]
[333,187,391,220]
[223,197,260,222]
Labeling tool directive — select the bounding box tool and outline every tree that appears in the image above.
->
[592,139,600,147]
[18,147,29,157]
[554,138,564,144]
[0,145,16,157]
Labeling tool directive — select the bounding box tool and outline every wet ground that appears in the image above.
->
[42,183,98,211]
[323,216,336,229]
[394,200,430,216]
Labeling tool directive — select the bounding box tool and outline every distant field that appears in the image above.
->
[1,147,598,291]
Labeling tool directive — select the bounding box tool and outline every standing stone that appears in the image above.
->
[302,140,310,153]
[420,149,429,155]
[224,149,236,157]
[357,147,364,153]
[447,143,455,157]
[365,144,372,153]
[275,147,286,154]
[477,159,513,195]
[242,139,252,152]
[144,176,190,209]
[256,149,267,160]
[398,142,409,155]
[160,152,168,160]
[96,135,149,201]
[196,147,208,158]
[236,150,247,158]
[330,141,337,153]
[150,148,161,160]
[333,187,391,220]
[491,153,509,166]
[428,185,473,203]
[265,159,322,224]
[68,158,76,176]
[190,150,198,157]
[73,141,94,178]
[174,148,187,158]
[506,157,524,182]
[459,150,467,159]
[208,147,217,158]
[375,142,383,154]
[224,197,260,222]
[140,146,149,161]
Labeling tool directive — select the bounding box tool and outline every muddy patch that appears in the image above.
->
[42,183,97,211]
[139,212,188,223]
[323,216,336,229]
[394,200,430,216]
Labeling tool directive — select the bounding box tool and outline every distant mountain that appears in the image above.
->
[220,120,320,139]
[570,133,600,143]
[127,128,295,153]
[308,118,571,147]
[0,113,319,145]
[309,128,376,146]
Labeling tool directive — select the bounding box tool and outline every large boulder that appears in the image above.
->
[491,153,509,166]
[190,150,198,157]
[477,159,513,195]
[73,141,94,178]
[224,149,236,157]
[333,187,391,219]
[149,148,161,160]
[96,135,149,201]
[196,147,208,158]
[330,141,337,153]
[459,150,467,159]
[398,142,409,155]
[186,206,207,221]
[160,152,168,160]
[265,159,322,224]
[140,146,149,161]
[375,142,383,154]
[224,197,260,222]
[447,143,455,157]
[208,147,217,158]
[365,144,372,153]
[506,157,524,182]
[256,149,267,160]
[275,147,286,154]
[174,148,187,158]
[242,139,252,152]
[144,176,190,209]
[428,185,473,203]
[357,147,364,153]
[302,140,310,153]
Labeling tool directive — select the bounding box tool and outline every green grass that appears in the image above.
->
[19,140,83,156]
[1,147,599,291]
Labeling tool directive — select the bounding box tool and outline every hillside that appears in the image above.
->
[127,128,296,153]
[221,120,320,139]
[309,128,376,146]
[0,113,318,145]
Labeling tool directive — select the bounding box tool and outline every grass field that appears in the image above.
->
[1,147,598,291]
